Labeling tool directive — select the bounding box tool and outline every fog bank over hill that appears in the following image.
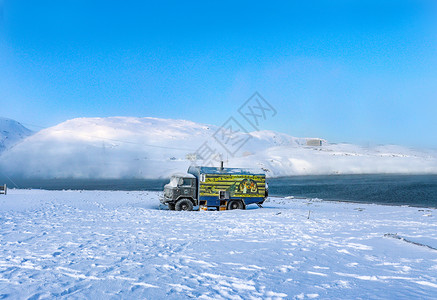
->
[0,117,436,179]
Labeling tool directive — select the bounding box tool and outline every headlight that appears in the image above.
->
[164,188,173,197]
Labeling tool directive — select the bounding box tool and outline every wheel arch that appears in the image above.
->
[227,199,246,210]
[176,196,195,205]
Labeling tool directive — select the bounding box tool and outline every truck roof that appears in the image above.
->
[188,166,265,176]
[171,172,196,178]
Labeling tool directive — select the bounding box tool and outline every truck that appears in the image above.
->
[161,164,268,211]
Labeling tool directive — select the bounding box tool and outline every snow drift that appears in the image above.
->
[0,116,436,178]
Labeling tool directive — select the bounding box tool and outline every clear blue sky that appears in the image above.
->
[1,0,436,148]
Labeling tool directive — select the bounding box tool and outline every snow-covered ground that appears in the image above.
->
[1,190,436,299]
[1,117,436,178]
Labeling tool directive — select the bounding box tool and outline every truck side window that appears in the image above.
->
[182,178,192,186]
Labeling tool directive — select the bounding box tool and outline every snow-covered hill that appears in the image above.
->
[0,116,436,178]
[0,117,33,153]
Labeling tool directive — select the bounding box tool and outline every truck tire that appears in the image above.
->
[227,200,244,210]
[175,199,193,211]
[168,203,176,210]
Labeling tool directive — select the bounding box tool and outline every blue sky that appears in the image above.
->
[1,0,436,148]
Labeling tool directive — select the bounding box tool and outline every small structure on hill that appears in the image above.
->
[306,138,323,147]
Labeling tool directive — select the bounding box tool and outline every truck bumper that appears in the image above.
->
[160,197,174,205]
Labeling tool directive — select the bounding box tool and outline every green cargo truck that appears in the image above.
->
[161,165,268,211]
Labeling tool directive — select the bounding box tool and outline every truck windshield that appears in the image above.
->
[182,178,192,186]
[169,176,182,187]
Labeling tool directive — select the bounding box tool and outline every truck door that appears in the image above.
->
[181,178,196,200]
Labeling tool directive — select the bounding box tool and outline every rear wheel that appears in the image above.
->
[175,199,193,211]
[227,200,244,210]
[168,203,175,210]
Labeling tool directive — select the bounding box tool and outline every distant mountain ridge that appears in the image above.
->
[0,117,33,153]
[0,116,436,178]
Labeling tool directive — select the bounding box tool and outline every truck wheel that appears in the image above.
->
[175,199,193,211]
[168,203,176,210]
[227,200,244,210]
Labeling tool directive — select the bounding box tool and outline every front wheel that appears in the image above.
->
[175,199,194,211]
[227,200,244,210]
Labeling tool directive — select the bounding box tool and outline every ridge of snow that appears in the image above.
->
[0,117,33,153]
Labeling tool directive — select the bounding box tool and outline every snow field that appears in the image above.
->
[0,190,436,299]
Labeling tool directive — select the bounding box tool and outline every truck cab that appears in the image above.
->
[162,173,197,211]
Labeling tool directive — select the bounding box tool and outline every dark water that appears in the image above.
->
[268,174,437,208]
[1,174,436,208]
